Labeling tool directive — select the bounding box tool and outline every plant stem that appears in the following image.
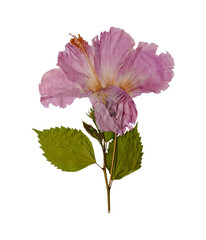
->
[103,164,110,213]
[102,140,111,213]
[109,134,117,188]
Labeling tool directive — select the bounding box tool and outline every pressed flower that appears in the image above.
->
[40,27,174,135]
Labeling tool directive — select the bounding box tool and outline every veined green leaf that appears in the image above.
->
[106,124,143,180]
[33,127,96,172]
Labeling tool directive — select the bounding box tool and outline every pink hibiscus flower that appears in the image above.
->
[40,27,174,135]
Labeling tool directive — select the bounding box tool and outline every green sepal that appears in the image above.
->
[106,124,143,180]
[33,127,96,172]
[82,121,102,143]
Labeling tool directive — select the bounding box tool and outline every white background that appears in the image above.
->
[1,0,206,239]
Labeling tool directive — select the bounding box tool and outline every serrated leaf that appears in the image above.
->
[106,124,143,180]
[104,131,115,142]
[82,121,102,143]
[33,127,96,172]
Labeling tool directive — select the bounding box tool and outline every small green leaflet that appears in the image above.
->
[82,121,102,143]
[83,120,115,144]
[106,124,143,180]
[33,127,96,172]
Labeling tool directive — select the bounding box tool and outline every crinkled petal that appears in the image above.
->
[92,27,135,87]
[117,42,174,97]
[89,86,137,135]
[40,68,91,108]
[57,43,99,90]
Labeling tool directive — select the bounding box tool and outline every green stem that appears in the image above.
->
[102,140,111,213]
[109,134,117,188]
[103,165,110,213]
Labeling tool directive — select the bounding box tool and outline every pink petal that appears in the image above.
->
[58,41,99,91]
[40,68,91,108]
[92,27,135,87]
[117,42,174,97]
[89,86,137,135]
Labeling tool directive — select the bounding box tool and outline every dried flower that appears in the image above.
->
[40,27,174,135]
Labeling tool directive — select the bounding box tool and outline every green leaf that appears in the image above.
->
[106,124,143,180]
[33,127,96,172]
[82,121,102,143]
[104,131,115,142]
